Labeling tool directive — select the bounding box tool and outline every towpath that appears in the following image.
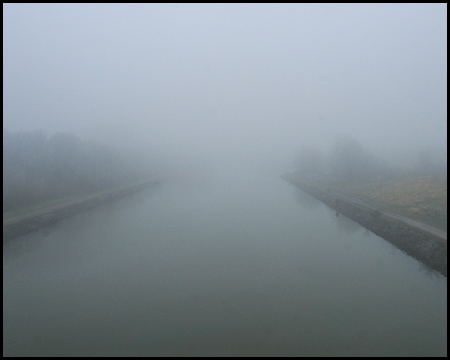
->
[329,189,447,242]
[282,174,447,243]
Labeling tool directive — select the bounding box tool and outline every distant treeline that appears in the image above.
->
[3,129,150,211]
[295,136,447,183]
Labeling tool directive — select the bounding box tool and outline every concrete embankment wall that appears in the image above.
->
[3,180,160,243]
[283,175,447,277]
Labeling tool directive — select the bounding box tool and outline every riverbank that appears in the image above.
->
[3,179,160,243]
[328,175,447,232]
[282,173,447,277]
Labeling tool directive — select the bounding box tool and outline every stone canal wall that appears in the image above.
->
[3,180,160,243]
[282,175,447,277]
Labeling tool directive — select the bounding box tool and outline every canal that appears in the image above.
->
[3,167,447,356]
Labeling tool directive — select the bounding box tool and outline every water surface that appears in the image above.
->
[3,169,447,356]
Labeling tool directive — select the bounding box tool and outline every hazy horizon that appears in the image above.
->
[3,3,447,173]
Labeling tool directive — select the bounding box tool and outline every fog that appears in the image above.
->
[3,5,448,356]
[3,4,447,176]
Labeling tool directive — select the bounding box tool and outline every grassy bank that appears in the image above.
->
[325,175,447,232]
[3,178,160,242]
[283,173,447,276]
[3,178,159,226]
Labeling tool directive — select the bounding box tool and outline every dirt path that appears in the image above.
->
[3,180,160,243]
[283,174,447,276]
[3,179,160,227]
[331,190,447,242]
[3,195,97,226]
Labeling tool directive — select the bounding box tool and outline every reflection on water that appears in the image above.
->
[292,187,363,236]
[293,187,322,210]
[333,210,362,235]
[3,172,447,356]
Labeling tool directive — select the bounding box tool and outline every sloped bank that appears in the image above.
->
[3,180,160,243]
[282,175,447,277]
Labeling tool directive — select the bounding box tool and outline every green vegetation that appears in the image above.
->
[3,129,153,213]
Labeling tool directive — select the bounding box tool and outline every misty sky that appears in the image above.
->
[3,3,447,169]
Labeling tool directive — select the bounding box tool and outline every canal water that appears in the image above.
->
[3,167,447,356]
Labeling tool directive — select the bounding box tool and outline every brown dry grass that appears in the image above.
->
[335,175,447,231]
